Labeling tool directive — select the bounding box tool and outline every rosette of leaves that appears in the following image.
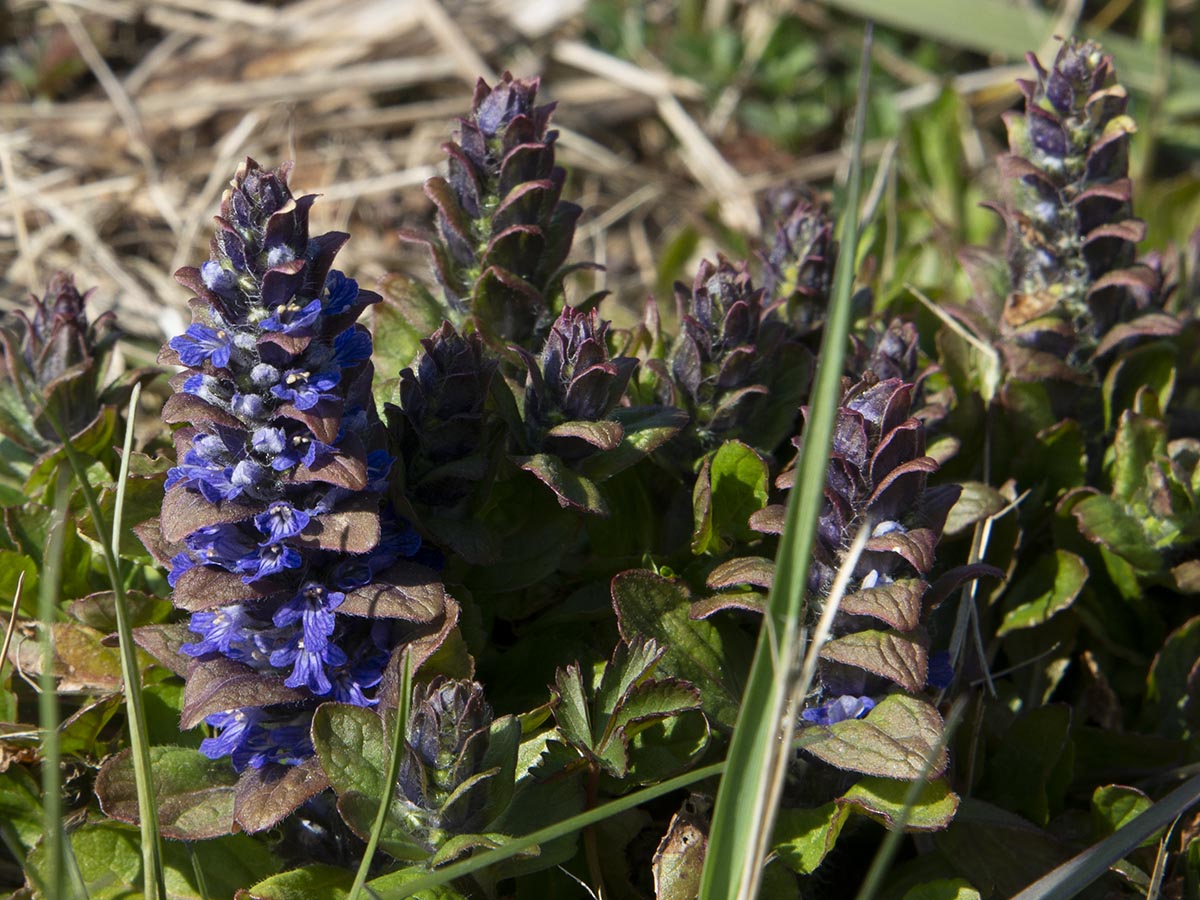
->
[1060,389,1200,596]
[396,72,586,349]
[662,256,809,454]
[550,637,707,787]
[996,38,1177,377]
[0,272,143,496]
[311,677,522,865]
[132,158,454,833]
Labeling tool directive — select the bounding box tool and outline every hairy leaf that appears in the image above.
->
[796,694,947,779]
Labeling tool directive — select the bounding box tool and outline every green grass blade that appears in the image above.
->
[42,390,166,900]
[818,0,1200,105]
[38,473,70,900]
[697,24,875,900]
[1010,774,1200,900]
[348,650,414,900]
[108,382,166,900]
[372,760,727,899]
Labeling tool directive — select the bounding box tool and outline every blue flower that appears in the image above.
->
[329,642,388,706]
[186,524,255,569]
[231,391,270,419]
[201,709,315,772]
[927,651,954,690]
[333,328,372,368]
[182,604,256,658]
[168,552,197,587]
[270,630,348,695]
[170,323,234,368]
[270,369,341,410]
[324,271,359,315]
[182,374,229,407]
[166,463,241,503]
[239,543,303,582]
[254,502,312,543]
[200,260,238,299]
[200,708,263,762]
[801,695,876,726]
[250,364,281,388]
[262,297,322,334]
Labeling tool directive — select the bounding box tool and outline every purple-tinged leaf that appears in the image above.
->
[546,420,624,451]
[96,746,238,840]
[173,565,283,611]
[705,556,776,591]
[234,758,329,833]
[839,579,928,632]
[340,562,448,622]
[515,453,609,515]
[819,629,929,692]
[180,658,309,729]
[690,591,767,619]
[161,486,259,544]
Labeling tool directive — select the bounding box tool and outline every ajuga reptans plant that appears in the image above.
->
[996,37,1173,376]
[141,159,453,829]
[0,272,145,494]
[401,72,586,349]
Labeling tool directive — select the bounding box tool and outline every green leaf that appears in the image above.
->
[95,745,238,840]
[311,703,387,808]
[1102,343,1176,430]
[1111,410,1169,506]
[514,454,609,516]
[612,570,744,729]
[1071,493,1161,571]
[796,694,947,780]
[942,482,1006,538]
[691,441,769,555]
[0,766,43,850]
[1144,615,1200,739]
[997,550,1088,636]
[901,878,982,900]
[984,705,1073,826]
[28,821,276,900]
[551,664,593,752]
[594,637,662,726]
[653,799,710,900]
[625,709,711,786]
[375,273,451,395]
[78,473,166,559]
[933,799,1070,899]
[841,776,960,831]
[772,802,850,875]
[1091,785,1157,847]
[247,864,354,900]
[1027,420,1087,495]
[0,550,37,616]
[367,867,471,900]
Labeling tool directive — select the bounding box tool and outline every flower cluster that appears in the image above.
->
[997,38,1166,374]
[519,306,637,456]
[761,189,837,334]
[402,72,583,347]
[394,677,516,849]
[153,160,449,787]
[666,256,797,449]
[0,272,125,459]
[723,375,966,727]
